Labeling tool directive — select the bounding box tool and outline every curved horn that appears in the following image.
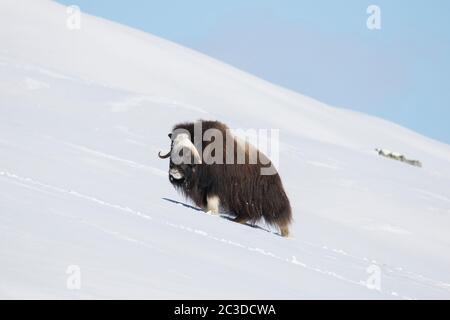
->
[158,150,171,159]
[158,132,174,159]
[172,134,202,164]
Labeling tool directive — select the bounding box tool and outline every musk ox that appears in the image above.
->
[158,120,292,237]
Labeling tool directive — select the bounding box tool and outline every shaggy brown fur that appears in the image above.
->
[160,120,292,237]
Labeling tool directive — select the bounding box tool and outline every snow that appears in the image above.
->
[1,0,449,299]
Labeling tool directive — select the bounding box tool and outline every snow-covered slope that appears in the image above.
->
[1,0,449,299]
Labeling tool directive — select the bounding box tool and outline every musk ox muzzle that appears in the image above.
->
[158,120,292,237]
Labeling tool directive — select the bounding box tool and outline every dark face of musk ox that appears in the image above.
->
[168,161,194,185]
[158,130,200,188]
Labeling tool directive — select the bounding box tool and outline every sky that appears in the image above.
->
[56,0,450,145]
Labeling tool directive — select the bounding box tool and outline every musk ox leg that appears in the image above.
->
[279,224,290,237]
[206,195,220,215]
[233,216,248,224]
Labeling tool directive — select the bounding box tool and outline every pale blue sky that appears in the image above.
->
[57,0,450,144]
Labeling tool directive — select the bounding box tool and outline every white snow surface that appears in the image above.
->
[1,0,450,299]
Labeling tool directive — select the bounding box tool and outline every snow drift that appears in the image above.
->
[0,0,449,299]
